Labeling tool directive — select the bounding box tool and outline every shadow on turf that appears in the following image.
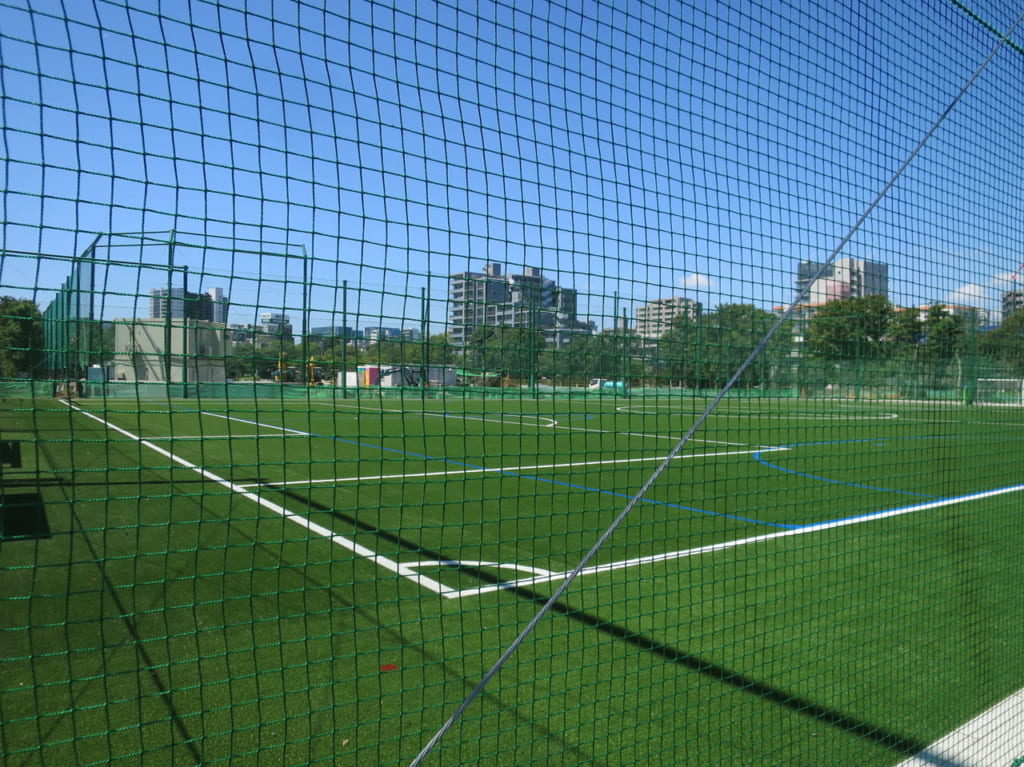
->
[26,440,205,767]
[258,486,606,765]
[0,493,51,541]
[275,487,946,762]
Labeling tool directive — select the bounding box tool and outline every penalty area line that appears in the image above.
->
[326,399,734,445]
[450,482,1024,599]
[142,433,301,441]
[240,447,789,489]
[66,404,455,597]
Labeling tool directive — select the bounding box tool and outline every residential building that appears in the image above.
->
[448,262,591,348]
[635,297,702,340]
[1002,290,1024,321]
[227,324,255,346]
[256,312,294,346]
[148,287,229,323]
[310,326,357,339]
[207,288,230,323]
[150,288,214,321]
[784,257,889,354]
[364,327,402,342]
[797,257,888,304]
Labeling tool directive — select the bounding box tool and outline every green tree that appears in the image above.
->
[658,304,791,389]
[980,308,1024,374]
[888,307,924,396]
[251,337,297,379]
[306,334,362,380]
[226,342,257,380]
[0,297,44,378]
[424,333,458,366]
[360,334,459,369]
[920,305,966,389]
[657,314,698,386]
[362,339,416,365]
[66,319,114,369]
[465,325,546,379]
[551,330,633,384]
[805,295,894,361]
[889,307,923,353]
[702,304,792,388]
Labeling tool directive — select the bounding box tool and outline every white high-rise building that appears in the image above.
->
[207,287,229,324]
[635,297,702,340]
[797,257,888,304]
[448,262,590,348]
[1002,290,1024,321]
[149,286,229,323]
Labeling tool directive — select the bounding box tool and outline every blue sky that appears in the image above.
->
[2,0,1024,333]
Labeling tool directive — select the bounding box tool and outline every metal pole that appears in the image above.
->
[302,246,310,385]
[81,233,100,372]
[182,266,189,397]
[165,231,175,385]
[621,308,629,397]
[421,285,428,399]
[529,306,537,397]
[341,280,348,398]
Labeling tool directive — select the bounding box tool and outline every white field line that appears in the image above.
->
[242,447,788,489]
[555,423,748,445]
[323,400,739,445]
[448,481,1024,599]
[142,433,302,441]
[327,400,557,428]
[200,411,308,434]
[615,405,901,422]
[181,404,1024,620]
[896,687,1024,767]
[68,404,456,597]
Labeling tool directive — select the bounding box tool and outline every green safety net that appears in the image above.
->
[3,1,1024,765]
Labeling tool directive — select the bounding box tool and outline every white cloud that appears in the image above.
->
[946,283,985,307]
[992,271,1019,288]
[679,273,714,290]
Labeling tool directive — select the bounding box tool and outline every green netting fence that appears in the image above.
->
[3,1,1024,765]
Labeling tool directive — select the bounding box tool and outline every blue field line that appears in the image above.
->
[195,407,795,530]
[753,438,938,499]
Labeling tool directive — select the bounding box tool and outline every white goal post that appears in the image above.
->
[975,378,1024,405]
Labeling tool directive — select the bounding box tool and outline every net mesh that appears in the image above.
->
[3,1,1024,765]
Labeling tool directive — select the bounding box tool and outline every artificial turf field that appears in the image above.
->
[2,392,1023,766]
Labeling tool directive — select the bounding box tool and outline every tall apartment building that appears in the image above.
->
[781,258,888,354]
[1002,290,1024,321]
[797,257,888,304]
[635,297,702,340]
[150,288,205,320]
[207,288,230,323]
[150,287,230,322]
[256,312,294,345]
[309,325,356,338]
[449,262,591,348]
[364,327,402,343]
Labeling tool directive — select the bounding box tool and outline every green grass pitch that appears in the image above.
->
[2,393,1023,765]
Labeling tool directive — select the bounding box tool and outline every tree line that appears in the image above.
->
[446,303,791,389]
[4,293,1024,390]
[455,295,1024,393]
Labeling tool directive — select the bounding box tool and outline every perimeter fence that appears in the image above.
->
[3,1,1024,765]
